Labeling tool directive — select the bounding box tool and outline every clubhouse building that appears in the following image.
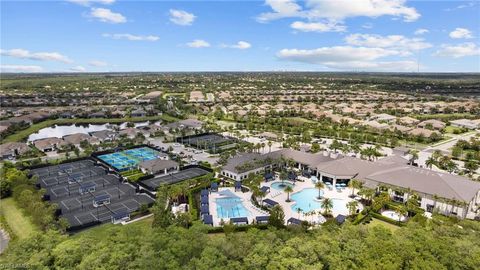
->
[221,149,480,220]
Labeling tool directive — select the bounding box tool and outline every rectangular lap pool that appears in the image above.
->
[216,193,250,219]
[98,147,163,171]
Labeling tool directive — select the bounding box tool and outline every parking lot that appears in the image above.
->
[30,159,154,230]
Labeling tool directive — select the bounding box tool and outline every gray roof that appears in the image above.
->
[139,159,178,173]
[317,155,480,202]
[90,130,117,140]
[365,166,480,202]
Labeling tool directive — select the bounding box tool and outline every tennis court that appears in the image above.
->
[98,147,165,171]
[177,133,237,153]
[30,159,155,231]
[141,167,210,191]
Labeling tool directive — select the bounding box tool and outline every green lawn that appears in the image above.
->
[365,218,400,232]
[0,198,39,239]
[1,114,178,143]
[444,126,466,134]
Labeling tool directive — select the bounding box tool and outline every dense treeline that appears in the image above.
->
[2,217,480,269]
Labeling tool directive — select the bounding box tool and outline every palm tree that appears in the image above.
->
[321,198,333,216]
[408,149,419,165]
[425,156,436,170]
[284,185,293,202]
[348,179,362,197]
[296,207,303,219]
[358,187,375,205]
[315,181,324,199]
[347,200,359,216]
[268,141,273,153]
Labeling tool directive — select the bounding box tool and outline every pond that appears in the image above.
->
[27,121,155,141]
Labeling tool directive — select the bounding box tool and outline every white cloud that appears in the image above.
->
[90,8,126,24]
[88,60,108,67]
[102,33,159,41]
[0,48,72,63]
[276,46,417,71]
[169,9,196,26]
[70,66,86,72]
[449,28,473,39]
[186,39,210,48]
[257,0,303,22]
[257,0,420,23]
[290,21,346,32]
[414,28,429,35]
[67,0,115,6]
[345,33,432,52]
[362,23,373,29]
[0,65,44,73]
[221,41,252,49]
[434,43,480,58]
[445,2,476,11]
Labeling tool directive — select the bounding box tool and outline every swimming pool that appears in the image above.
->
[290,188,347,213]
[98,147,163,171]
[271,181,294,191]
[381,210,406,222]
[215,192,250,219]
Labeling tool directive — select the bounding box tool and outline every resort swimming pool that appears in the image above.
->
[215,191,250,219]
[290,188,347,213]
[98,147,163,171]
[271,181,295,191]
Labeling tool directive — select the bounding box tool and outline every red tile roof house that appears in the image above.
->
[417,119,446,131]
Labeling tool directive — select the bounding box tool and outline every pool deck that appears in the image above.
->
[264,177,363,223]
[208,187,268,226]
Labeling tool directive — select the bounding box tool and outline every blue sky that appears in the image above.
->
[1,0,479,72]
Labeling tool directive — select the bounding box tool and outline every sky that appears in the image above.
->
[1,0,479,73]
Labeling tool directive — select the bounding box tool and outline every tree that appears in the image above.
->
[347,200,358,216]
[315,181,324,199]
[425,156,436,170]
[268,141,273,153]
[268,205,285,228]
[152,186,174,228]
[358,187,375,205]
[464,160,478,176]
[408,149,419,165]
[348,179,362,198]
[284,185,293,202]
[321,198,333,216]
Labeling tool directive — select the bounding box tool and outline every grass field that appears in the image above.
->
[444,126,466,134]
[1,114,179,143]
[73,216,153,239]
[365,218,399,232]
[0,198,38,239]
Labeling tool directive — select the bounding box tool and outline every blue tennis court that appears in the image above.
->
[98,147,163,171]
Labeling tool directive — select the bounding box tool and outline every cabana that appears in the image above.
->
[230,217,249,225]
[210,182,218,192]
[200,196,209,206]
[264,172,274,182]
[234,181,242,192]
[200,205,209,215]
[202,214,213,226]
[287,217,302,225]
[262,198,278,208]
[200,189,209,197]
[288,171,297,181]
[260,186,270,194]
[255,216,270,224]
[335,214,347,225]
[302,170,311,177]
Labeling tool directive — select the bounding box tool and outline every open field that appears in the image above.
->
[1,115,178,143]
[0,198,38,239]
